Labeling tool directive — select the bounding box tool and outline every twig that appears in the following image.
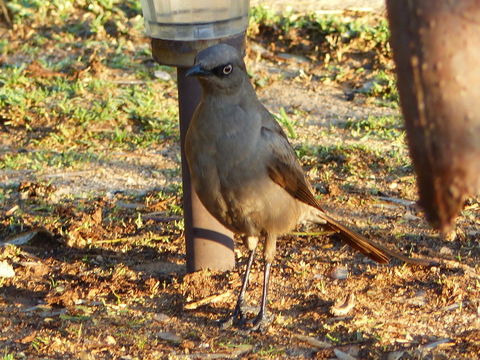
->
[376,196,416,207]
[334,348,358,360]
[141,214,182,222]
[294,334,332,349]
[419,338,454,350]
[184,291,232,310]
[289,230,336,237]
[94,235,171,244]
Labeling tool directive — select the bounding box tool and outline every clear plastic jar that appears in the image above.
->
[140,0,250,40]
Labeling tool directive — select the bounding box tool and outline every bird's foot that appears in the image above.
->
[220,311,245,329]
[220,305,259,329]
[248,311,273,333]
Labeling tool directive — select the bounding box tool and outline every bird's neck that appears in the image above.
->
[200,76,254,104]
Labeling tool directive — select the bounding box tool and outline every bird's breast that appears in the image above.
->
[185,100,303,236]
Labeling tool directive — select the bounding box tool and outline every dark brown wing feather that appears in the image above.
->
[262,120,391,264]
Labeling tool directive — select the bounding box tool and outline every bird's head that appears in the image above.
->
[186,43,247,93]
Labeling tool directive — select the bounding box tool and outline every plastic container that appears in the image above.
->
[140,0,250,40]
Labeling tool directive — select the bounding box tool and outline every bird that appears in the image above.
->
[184,43,428,331]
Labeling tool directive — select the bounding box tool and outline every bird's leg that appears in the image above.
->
[250,261,272,331]
[221,236,257,328]
[231,245,256,324]
[251,233,276,332]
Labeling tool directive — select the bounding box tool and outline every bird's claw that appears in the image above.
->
[220,314,246,329]
[248,312,273,333]
[220,305,249,329]
[220,304,263,329]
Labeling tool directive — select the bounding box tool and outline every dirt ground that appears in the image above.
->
[1,2,479,360]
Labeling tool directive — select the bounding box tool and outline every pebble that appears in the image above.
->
[330,293,356,316]
[334,348,357,360]
[330,266,349,280]
[153,313,171,322]
[405,290,427,307]
[0,261,15,278]
[313,273,324,280]
[277,52,310,64]
[439,246,453,255]
[387,351,405,360]
[2,231,37,246]
[388,182,398,189]
[105,335,117,345]
[154,70,172,81]
[157,331,181,343]
[403,212,421,221]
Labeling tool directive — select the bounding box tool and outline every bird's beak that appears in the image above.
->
[185,64,211,77]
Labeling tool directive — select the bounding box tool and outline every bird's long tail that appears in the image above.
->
[314,210,433,266]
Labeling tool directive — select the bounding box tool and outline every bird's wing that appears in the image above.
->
[261,112,391,264]
[260,114,324,211]
[261,112,437,265]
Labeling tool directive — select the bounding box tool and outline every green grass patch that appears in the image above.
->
[342,115,404,140]
[250,5,391,58]
[249,5,397,106]
[296,141,411,179]
[0,150,103,171]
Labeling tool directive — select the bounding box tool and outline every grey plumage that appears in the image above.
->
[185,43,421,331]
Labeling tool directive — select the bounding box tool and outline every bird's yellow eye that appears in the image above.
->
[223,64,233,75]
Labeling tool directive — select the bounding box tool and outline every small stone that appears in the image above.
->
[0,261,15,278]
[40,308,67,318]
[389,182,398,189]
[157,331,181,343]
[334,348,357,360]
[330,266,349,280]
[387,351,405,360]
[439,246,453,255]
[3,231,37,246]
[404,212,420,221]
[285,347,317,357]
[105,335,116,345]
[277,52,310,64]
[153,313,171,322]
[330,293,356,316]
[406,290,427,307]
[154,70,172,81]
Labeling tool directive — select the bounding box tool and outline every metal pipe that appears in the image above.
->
[177,68,235,272]
[150,33,245,272]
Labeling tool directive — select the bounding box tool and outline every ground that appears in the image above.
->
[1,1,479,359]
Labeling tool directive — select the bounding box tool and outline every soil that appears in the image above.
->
[1,4,479,360]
